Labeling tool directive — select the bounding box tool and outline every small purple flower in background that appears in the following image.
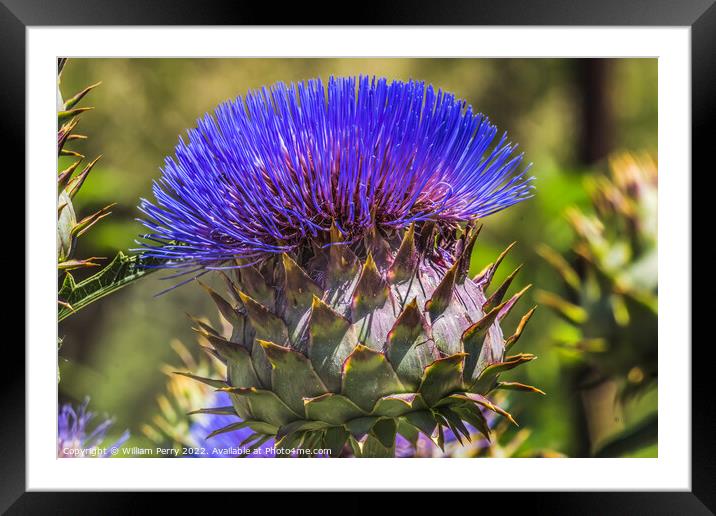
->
[138,76,533,270]
[57,398,129,458]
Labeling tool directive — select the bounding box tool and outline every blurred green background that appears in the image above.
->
[58,58,657,457]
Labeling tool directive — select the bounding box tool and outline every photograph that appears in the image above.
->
[56,57,658,460]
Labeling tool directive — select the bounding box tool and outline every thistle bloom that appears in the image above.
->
[57,398,129,457]
[142,76,540,458]
[138,76,533,269]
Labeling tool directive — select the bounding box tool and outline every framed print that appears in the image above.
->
[3,0,712,512]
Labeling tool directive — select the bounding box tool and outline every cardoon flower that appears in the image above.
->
[140,76,542,457]
[57,398,129,457]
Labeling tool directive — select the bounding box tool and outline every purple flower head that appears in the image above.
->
[138,76,533,269]
[57,398,129,458]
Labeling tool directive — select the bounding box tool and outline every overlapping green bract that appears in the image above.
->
[183,223,541,457]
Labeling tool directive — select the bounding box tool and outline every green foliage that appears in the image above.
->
[58,252,157,322]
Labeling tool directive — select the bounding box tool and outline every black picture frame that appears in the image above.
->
[4,0,710,513]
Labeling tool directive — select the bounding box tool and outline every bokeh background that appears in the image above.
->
[58,58,657,457]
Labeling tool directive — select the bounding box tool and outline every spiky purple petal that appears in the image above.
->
[138,76,533,268]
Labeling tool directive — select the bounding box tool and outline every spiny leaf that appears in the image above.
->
[418,353,466,407]
[308,295,356,392]
[341,345,405,412]
[57,160,82,192]
[387,223,418,283]
[385,298,437,390]
[462,301,506,380]
[67,155,102,199]
[282,253,322,310]
[474,241,517,286]
[63,81,101,110]
[483,264,522,313]
[220,386,300,427]
[259,340,327,414]
[495,381,546,395]
[173,372,226,389]
[186,406,236,416]
[238,291,289,344]
[425,259,459,321]
[371,393,427,417]
[471,353,537,393]
[504,306,537,352]
[58,106,93,125]
[70,204,114,239]
[351,253,390,320]
[303,393,366,425]
[323,426,349,457]
[236,264,273,308]
[456,223,482,282]
[58,252,158,322]
[198,281,240,326]
[57,258,102,271]
[498,284,532,322]
[204,420,253,440]
[449,392,518,426]
[370,418,398,449]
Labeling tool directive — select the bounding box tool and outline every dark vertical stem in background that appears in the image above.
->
[578,59,614,165]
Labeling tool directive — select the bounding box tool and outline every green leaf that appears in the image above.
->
[322,426,349,458]
[471,353,537,393]
[303,393,366,425]
[58,252,157,322]
[385,299,438,390]
[462,303,504,382]
[371,393,427,417]
[344,416,380,438]
[403,410,438,439]
[483,265,522,313]
[370,418,398,449]
[418,353,466,407]
[504,306,537,352]
[425,260,459,321]
[351,253,390,320]
[276,420,330,440]
[307,296,357,392]
[495,381,545,395]
[205,420,253,440]
[387,223,418,284]
[259,340,327,414]
[58,107,92,126]
[238,291,289,344]
[173,372,226,389]
[448,393,517,426]
[341,345,406,412]
[63,81,101,110]
[282,254,322,312]
[221,387,300,427]
[186,406,236,416]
